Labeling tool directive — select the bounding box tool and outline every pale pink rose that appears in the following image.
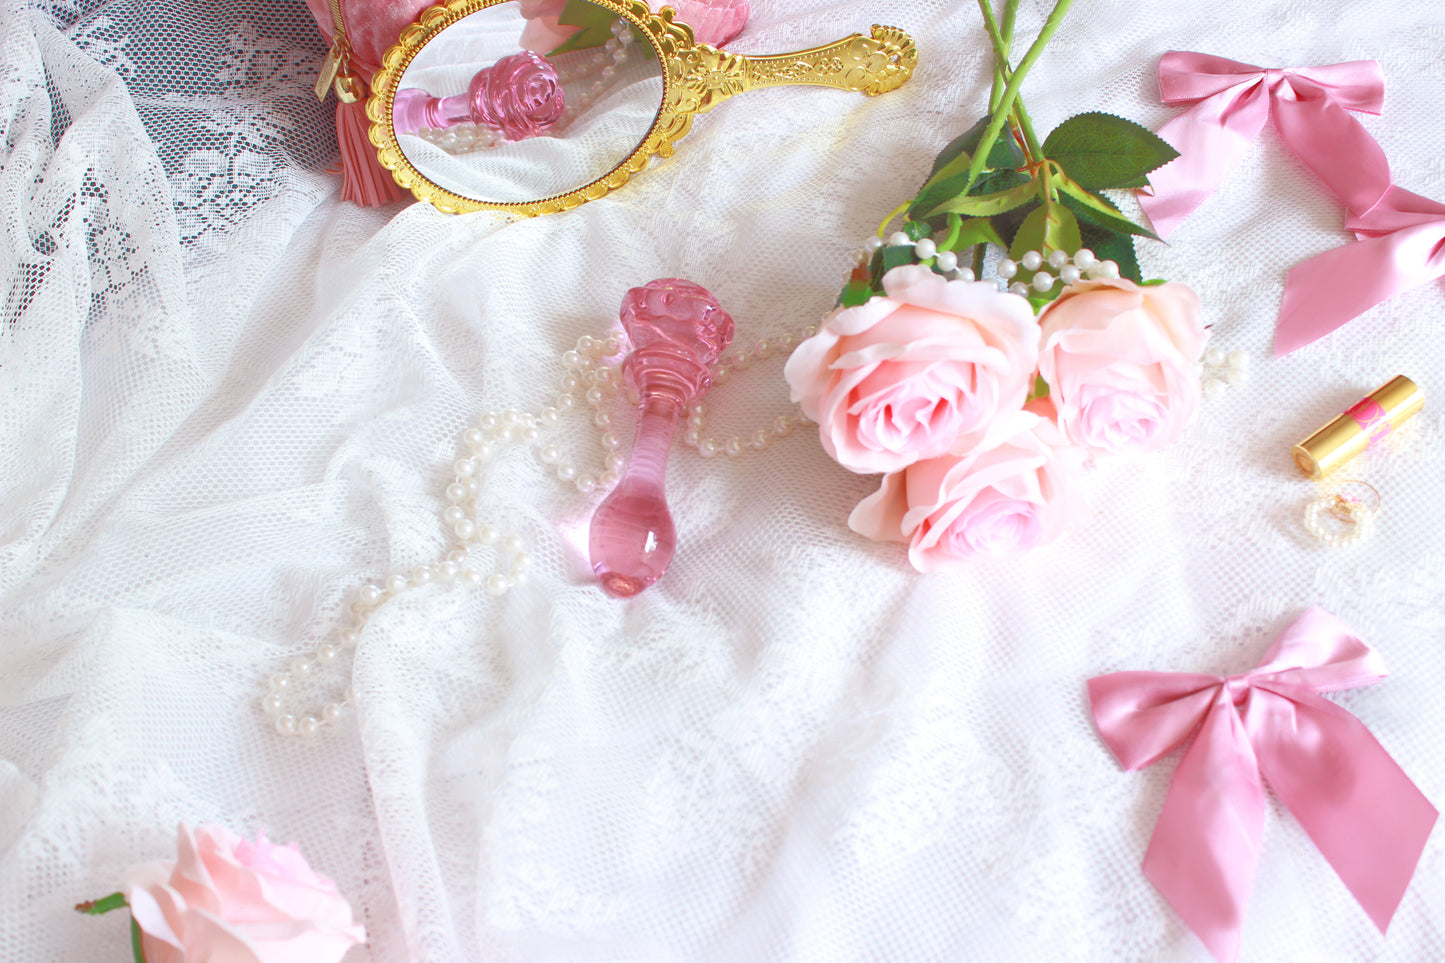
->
[1037,278,1208,456]
[123,823,365,963]
[848,405,1086,569]
[785,264,1040,474]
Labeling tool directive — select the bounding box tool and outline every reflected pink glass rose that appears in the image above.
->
[470,49,565,141]
[1038,278,1208,456]
[785,264,1040,474]
[123,823,365,963]
[848,404,1086,569]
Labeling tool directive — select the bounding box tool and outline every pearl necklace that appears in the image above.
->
[262,326,810,737]
[412,24,638,156]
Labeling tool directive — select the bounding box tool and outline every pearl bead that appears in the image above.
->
[486,574,509,596]
[864,236,884,252]
[914,238,937,259]
[359,585,383,604]
[454,458,475,477]
[699,439,719,458]
[540,407,560,425]
[322,703,343,724]
[291,658,314,677]
[538,445,560,464]
[479,413,498,430]
[464,428,484,446]
[275,714,297,735]
[270,673,292,691]
[411,565,433,584]
[1031,271,1054,292]
[600,433,620,450]
[934,250,958,272]
[562,350,581,368]
[1021,250,1043,271]
[1009,282,1029,296]
[600,470,619,487]
[453,519,475,540]
[1047,249,1070,268]
[446,482,467,502]
[1227,350,1248,369]
[387,574,409,593]
[316,643,339,664]
[888,231,911,247]
[298,716,320,738]
[954,267,976,282]
[1096,260,1119,279]
[1072,248,1097,268]
[261,693,283,715]
[459,568,481,586]
[996,258,1018,279]
[438,560,459,580]
[724,437,743,457]
[556,464,577,481]
[444,505,466,525]
[1060,265,1082,284]
[1205,347,1225,365]
[576,475,597,493]
[477,524,498,544]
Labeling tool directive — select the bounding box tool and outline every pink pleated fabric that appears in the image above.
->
[1088,607,1437,963]
[1275,186,1445,355]
[1137,52,1390,238]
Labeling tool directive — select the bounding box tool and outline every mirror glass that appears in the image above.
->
[391,0,663,205]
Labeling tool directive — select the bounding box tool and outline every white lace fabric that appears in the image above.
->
[3,1,1444,961]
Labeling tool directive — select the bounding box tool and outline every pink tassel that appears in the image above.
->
[335,95,408,207]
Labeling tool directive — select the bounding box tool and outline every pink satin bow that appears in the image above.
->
[1138,51,1391,239]
[1088,607,1437,963]
[1275,185,1445,355]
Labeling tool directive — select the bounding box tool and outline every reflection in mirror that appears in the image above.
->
[391,1,662,204]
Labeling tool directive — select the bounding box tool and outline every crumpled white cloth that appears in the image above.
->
[2,0,1443,961]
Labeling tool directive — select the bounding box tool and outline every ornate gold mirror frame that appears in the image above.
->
[367,0,917,216]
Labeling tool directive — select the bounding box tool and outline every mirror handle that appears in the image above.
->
[682,24,917,115]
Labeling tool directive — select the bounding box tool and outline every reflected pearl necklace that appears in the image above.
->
[262,326,811,737]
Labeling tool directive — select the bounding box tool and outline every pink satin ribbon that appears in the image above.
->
[1138,51,1390,238]
[1275,185,1445,355]
[1088,607,1436,963]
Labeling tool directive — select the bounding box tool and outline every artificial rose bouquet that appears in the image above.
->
[786,264,1206,569]
[77,823,366,963]
[784,0,1207,569]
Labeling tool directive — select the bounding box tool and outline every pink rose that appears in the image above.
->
[785,264,1040,474]
[848,405,1086,569]
[1037,278,1208,456]
[471,50,565,142]
[123,823,365,963]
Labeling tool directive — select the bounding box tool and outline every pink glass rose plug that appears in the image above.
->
[78,823,365,963]
[393,49,565,142]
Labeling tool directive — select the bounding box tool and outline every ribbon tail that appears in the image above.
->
[1138,85,1270,239]
[1272,84,1392,217]
[1250,686,1438,933]
[1275,225,1445,355]
[1143,694,1265,963]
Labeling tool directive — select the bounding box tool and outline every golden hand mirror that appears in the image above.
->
[367,0,917,215]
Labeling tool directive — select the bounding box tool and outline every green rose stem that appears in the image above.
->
[75,892,147,963]
[967,0,1073,192]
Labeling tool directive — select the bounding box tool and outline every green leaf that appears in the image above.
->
[1008,202,1082,263]
[548,0,618,54]
[75,893,128,916]
[1078,221,1143,284]
[1053,172,1158,240]
[1042,111,1180,191]
[922,179,1037,219]
[878,244,915,274]
[924,116,1024,183]
[836,278,874,307]
[130,916,146,963]
[944,216,1006,251]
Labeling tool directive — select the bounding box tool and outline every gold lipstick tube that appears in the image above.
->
[1292,375,1424,478]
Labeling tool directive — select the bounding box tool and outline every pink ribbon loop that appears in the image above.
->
[1089,607,1437,963]
[1275,185,1445,355]
[1138,51,1391,238]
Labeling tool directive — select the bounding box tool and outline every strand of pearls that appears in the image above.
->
[1200,346,1250,397]
[413,121,503,153]
[682,326,816,458]
[263,324,810,737]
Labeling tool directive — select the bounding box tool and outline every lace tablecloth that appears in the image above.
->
[3,0,1443,960]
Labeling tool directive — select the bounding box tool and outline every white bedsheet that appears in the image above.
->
[3,0,1443,960]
